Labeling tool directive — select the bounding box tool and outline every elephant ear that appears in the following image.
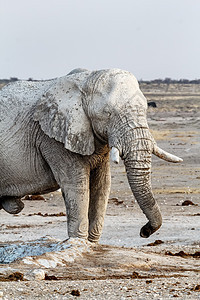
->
[33,76,95,155]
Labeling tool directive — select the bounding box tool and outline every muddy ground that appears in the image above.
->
[0,83,200,299]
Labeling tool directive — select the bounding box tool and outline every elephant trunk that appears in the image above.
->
[109,124,182,238]
[122,135,162,238]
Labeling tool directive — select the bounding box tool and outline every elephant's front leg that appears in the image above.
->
[88,155,111,242]
[62,168,90,239]
[39,136,91,240]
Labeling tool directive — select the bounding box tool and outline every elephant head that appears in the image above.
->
[33,69,182,238]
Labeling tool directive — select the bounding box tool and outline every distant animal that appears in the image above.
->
[0,68,182,242]
[148,101,157,108]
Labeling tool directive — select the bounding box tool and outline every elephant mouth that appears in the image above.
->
[110,144,183,164]
[92,128,108,144]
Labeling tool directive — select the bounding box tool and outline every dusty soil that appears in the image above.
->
[0,83,200,299]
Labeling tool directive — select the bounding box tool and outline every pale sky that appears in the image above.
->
[0,0,200,80]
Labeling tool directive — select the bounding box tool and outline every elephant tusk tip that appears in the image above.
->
[153,145,183,163]
[110,147,120,164]
[169,156,183,163]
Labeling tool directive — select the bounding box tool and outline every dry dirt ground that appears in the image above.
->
[0,83,200,299]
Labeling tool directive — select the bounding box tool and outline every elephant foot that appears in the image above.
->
[88,231,101,243]
[0,197,24,214]
[88,236,99,243]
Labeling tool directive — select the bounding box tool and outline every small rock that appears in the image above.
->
[146,280,152,284]
[109,197,124,205]
[45,274,58,280]
[0,271,24,281]
[71,289,80,296]
[181,200,196,206]
[24,269,45,281]
[194,284,200,291]
[147,240,164,246]
[165,250,200,258]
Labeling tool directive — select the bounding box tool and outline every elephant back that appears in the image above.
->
[0,80,54,131]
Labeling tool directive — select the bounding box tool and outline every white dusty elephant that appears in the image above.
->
[0,68,182,242]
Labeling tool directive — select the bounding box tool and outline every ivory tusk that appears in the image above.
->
[153,145,183,163]
[111,147,120,164]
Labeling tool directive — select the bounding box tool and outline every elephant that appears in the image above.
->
[0,68,182,242]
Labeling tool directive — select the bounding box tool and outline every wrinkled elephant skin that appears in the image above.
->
[0,68,182,242]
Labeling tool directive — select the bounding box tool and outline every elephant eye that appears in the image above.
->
[103,108,111,117]
[106,112,111,117]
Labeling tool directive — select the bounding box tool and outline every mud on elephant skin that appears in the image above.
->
[0,68,182,242]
